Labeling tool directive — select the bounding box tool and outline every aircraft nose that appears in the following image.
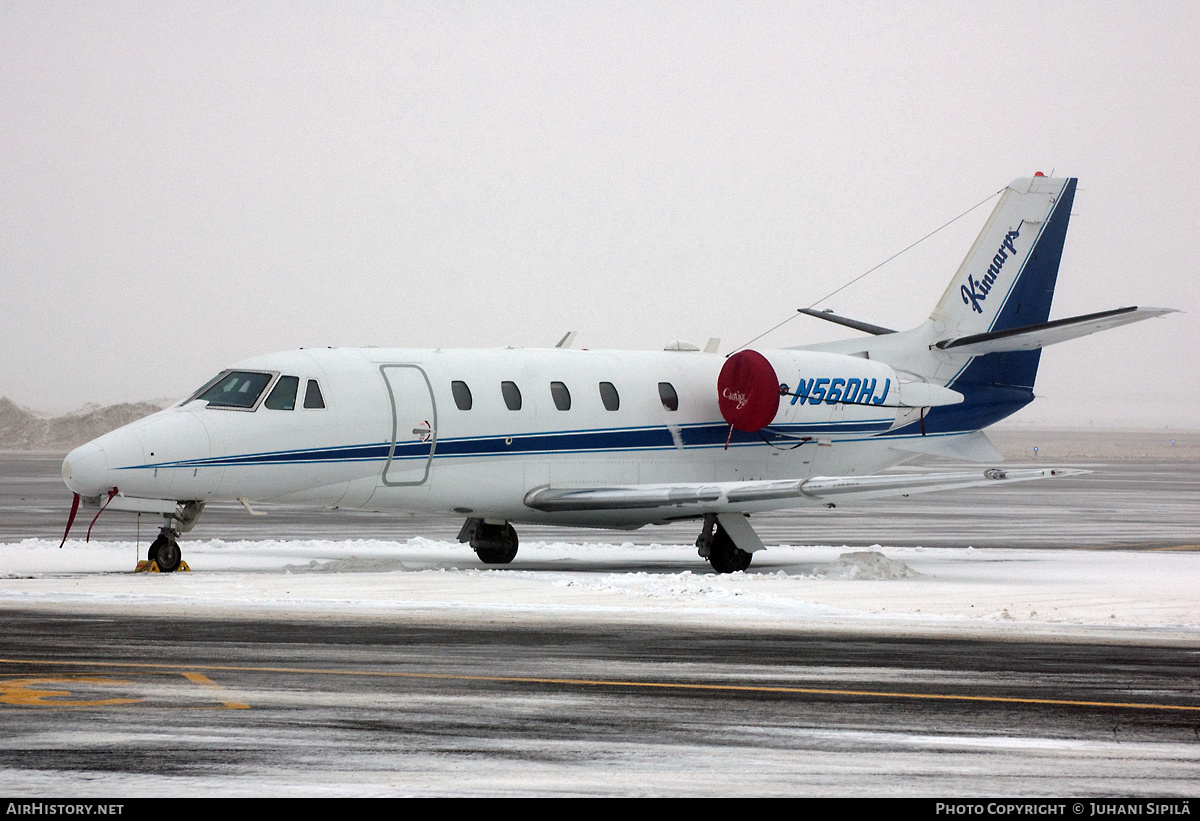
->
[62,441,110,497]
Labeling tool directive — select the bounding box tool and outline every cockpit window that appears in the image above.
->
[195,371,274,409]
[303,379,326,409]
[265,376,299,410]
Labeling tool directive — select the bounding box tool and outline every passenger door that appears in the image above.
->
[380,364,437,486]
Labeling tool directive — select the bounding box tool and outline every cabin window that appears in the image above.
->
[501,381,522,411]
[265,376,299,410]
[303,379,326,409]
[196,371,273,409]
[599,381,619,411]
[451,380,473,411]
[658,382,679,412]
[551,381,571,411]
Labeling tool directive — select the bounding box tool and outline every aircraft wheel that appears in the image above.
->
[708,526,752,574]
[473,523,518,565]
[151,534,182,573]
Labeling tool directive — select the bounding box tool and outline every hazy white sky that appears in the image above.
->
[2,1,1196,426]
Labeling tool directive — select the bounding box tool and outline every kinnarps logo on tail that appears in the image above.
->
[961,222,1023,313]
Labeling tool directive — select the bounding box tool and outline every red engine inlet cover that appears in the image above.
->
[717,350,781,433]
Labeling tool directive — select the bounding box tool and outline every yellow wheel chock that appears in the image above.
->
[134,560,191,573]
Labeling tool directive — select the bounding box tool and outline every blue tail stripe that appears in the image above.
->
[893,178,1077,437]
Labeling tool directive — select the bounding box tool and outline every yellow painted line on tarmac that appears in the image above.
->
[0,676,141,707]
[0,670,248,709]
[3,657,1199,714]
[181,672,250,709]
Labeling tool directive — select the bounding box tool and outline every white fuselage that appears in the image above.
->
[63,346,926,528]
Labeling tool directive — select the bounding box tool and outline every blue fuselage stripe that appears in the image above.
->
[117,419,895,470]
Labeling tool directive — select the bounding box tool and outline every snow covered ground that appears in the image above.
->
[3,537,1199,797]
[2,537,1197,642]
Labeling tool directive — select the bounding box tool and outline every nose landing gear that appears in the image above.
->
[147,529,183,572]
[139,502,204,573]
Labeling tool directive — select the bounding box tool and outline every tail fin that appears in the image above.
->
[917,175,1077,429]
[794,175,1170,436]
[930,175,1077,343]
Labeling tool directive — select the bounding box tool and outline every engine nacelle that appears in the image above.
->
[718,349,913,433]
[717,350,781,432]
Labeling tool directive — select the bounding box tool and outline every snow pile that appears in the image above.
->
[0,397,169,451]
[811,550,919,580]
[286,556,415,573]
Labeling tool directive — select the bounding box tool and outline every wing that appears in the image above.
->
[523,467,1086,512]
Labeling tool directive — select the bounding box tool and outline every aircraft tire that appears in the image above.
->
[473,523,518,565]
[151,534,182,573]
[708,526,752,574]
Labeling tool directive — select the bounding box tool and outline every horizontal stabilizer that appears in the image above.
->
[934,306,1176,355]
[523,468,1084,512]
[797,308,896,336]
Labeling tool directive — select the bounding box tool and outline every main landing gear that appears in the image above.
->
[696,513,754,574]
[456,514,760,573]
[458,518,519,565]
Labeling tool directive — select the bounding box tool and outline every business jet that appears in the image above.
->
[60,174,1172,573]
